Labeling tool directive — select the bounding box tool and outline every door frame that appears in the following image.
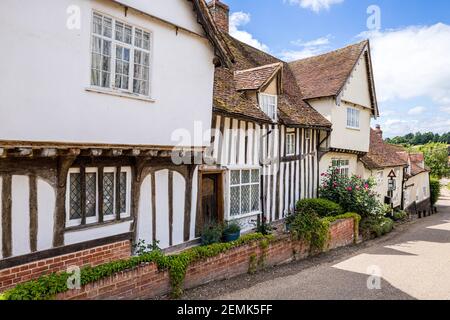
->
[196,169,225,236]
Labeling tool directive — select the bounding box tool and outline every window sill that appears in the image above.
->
[65,216,133,233]
[228,211,261,221]
[346,126,361,131]
[85,87,155,103]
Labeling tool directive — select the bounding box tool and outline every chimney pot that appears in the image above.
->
[375,124,383,139]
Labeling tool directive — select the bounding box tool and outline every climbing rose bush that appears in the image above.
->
[319,167,384,218]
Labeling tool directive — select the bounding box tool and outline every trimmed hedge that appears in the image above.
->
[430,178,441,206]
[0,233,273,300]
[296,198,344,218]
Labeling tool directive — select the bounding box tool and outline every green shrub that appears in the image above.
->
[296,198,344,217]
[360,216,394,239]
[201,223,223,246]
[290,209,329,251]
[430,178,441,206]
[319,167,384,218]
[393,210,408,221]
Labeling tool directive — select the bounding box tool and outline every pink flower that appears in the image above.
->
[364,184,369,189]
[333,182,337,187]
[321,173,325,176]
[347,187,353,191]
[356,185,360,190]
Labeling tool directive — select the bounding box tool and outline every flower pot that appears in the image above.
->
[223,231,240,242]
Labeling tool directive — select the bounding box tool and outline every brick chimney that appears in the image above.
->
[208,0,229,33]
[375,124,383,139]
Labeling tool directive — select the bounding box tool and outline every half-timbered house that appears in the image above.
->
[200,1,332,230]
[0,0,232,268]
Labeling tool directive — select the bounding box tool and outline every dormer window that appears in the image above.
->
[259,93,277,121]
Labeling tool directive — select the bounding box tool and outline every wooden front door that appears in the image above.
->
[196,171,224,236]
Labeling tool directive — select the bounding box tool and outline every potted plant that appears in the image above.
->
[222,221,241,242]
[201,223,223,246]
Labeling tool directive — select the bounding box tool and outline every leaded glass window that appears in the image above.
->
[119,172,127,213]
[103,173,115,216]
[85,173,97,217]
[69,173,82,220]
[229,169,260,217]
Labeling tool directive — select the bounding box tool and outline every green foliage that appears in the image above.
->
[385,132,450,145]
[360,216,394,239]
[296,198,344,218]
[223,221,241,234]
[392,210,408,222]
[430,177,441,206]
[290,209,330,251]
[201,223,223,246]
[1,233,273,300]
[256,215,273,235]
[447,182,450,191]
[133,239,160,256]
[319,167,384,218]
[413,143,450,178]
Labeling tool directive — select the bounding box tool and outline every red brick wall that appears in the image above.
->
[0,240,131,293]
[54,218,355,300]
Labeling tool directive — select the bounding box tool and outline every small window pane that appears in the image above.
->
[241,185,250,214]
[230,186,240,216]
[103,17,112,38]
[231,171,240,185]
[103,173,115,216]
[251,170,259,183]
[69,173,82,220]
[93,14,102,35]
[85,173,97,217]
[251,184,259,211]
[120,172,127,213]
[241,170,250,183]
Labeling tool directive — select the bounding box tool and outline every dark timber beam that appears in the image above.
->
[2,175,12,258]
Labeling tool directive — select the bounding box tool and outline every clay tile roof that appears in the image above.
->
[360,129,409,169]
[288,41,368,100]
[213,32,332,128]
[234,63,282,91]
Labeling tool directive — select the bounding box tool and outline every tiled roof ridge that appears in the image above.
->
[234,62,283,74]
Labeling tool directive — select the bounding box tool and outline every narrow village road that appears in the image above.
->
[183,183,450,300]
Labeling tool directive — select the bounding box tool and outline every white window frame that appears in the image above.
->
[65,166,132,228]
[285,132,296,156]
[346,107,360,129]
[228,167,261,219]
[89,10,153,99]
[376,171,384,185]
[331,159,350,177]
[259,93,278,121]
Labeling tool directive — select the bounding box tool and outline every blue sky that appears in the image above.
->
[224,0,450,138]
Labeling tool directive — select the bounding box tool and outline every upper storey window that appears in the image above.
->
[259,93,278,121]
[346,107,360,129]
[91,12,152,97]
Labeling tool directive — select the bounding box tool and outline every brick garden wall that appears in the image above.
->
[0,240,131,293]
[56,218,355,300]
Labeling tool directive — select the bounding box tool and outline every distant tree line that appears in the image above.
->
[385,132,450,145]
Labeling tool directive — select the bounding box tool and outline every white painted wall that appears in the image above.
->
[64,220,132,245]
[310,98,371,153]
[341,54,373,109]
[404,171,430,208]
[154,170,169,248]
[0,0,215,147]
[172,172,185,246]
[11,176,31,257]
[137,174,153,245]
[319,152,359,178]
[114,0,204,34]
[37,179,55,251]
[190,167,199,240]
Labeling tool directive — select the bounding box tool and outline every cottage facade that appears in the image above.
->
[289,42,379,178]
[201,1,332,229]
[0,0,231,264]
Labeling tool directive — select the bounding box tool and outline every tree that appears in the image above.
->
[415,143,450,178]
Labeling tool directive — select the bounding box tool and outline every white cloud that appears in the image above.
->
[278,35,332,61]
[381,117,450,137]
[361,23,450,105]
[229,12,269,52]
[284,0,344,13]
[407,106,426,115]
[441,106,450,114]
[380,109,396,117]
